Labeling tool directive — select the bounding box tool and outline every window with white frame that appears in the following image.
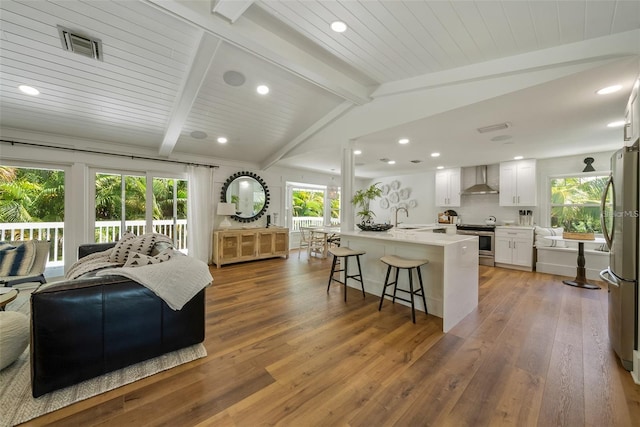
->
[286,182,340,232]
[549,174,609,233]
[93,171,188,250]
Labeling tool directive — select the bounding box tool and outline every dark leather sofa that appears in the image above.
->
[30,243,205,397]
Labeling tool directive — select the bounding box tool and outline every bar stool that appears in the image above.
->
[327,247,366,301]
[378,255,429,323]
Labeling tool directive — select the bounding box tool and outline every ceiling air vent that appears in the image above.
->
[477,122,510,134]
[58,26,103,61]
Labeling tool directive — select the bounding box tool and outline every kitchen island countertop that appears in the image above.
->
[339,230,479,332]
[341,229,474,246]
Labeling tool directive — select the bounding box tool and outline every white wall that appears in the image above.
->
[535,150,614,227]
[365,172,436,225]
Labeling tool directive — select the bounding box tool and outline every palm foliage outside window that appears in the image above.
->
[95,173,188,243]
[292,188,324,218]
[0,166,65,224]
[550,175,609,233]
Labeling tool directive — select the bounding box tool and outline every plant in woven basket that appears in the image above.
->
[351,183,382,225]
[562,216,596,239]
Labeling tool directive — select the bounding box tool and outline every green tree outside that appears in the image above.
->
[550,176,608,233]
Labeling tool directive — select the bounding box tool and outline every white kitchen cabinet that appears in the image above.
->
[435,167,461,207]
[494,227,534,270]
[499,159,536,206]
[624,77,639,145]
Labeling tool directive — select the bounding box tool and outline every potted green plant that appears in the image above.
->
[562,217,596,240]
[352,183,391,231]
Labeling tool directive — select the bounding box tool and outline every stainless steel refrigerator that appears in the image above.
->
[600,139,639,371]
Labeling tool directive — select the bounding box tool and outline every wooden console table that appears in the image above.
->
[212,227,289,268]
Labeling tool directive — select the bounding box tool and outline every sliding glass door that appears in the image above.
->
[93,172,188,251]
[152,177,188,251]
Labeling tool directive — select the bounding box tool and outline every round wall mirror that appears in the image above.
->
[220,171,270,223]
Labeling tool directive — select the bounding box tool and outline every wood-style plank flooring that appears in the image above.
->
[24,251,640,426]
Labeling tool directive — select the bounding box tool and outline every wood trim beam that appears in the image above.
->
[159,31,221,156]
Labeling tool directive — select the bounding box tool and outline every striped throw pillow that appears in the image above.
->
[0,240,36,276]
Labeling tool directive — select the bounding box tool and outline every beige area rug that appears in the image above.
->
[0,287,207,427]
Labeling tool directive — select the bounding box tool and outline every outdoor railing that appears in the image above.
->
[0,219,188,267]
[0,221,64,266]
[290,217,339,232]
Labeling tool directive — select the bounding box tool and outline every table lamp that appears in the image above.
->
[217,202,236,229]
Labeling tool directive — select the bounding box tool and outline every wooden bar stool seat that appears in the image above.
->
[378,255,429,323]
[327,247,366,301]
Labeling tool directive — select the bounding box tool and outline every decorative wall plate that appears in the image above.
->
[390,180,401,190]
[409,199,417,208]
[388,192,399,204]
[379,198,389,209]
[400,188,410,200]
[380,184,390,195]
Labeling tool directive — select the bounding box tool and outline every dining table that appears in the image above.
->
[309,226,341,259]
[544,235,607,289]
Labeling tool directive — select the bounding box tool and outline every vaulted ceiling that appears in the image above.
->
[1,0,638,178]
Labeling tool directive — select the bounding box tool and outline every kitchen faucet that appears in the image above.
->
[395,207,408,227]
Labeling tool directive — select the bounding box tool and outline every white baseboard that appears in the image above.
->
[535,262,604,281]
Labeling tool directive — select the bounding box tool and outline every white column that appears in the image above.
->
[340,140,355,232]
[65,162,90,272]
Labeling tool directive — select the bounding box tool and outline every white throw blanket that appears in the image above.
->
[96,256,213,310]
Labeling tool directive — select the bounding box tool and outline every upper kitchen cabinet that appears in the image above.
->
[499,160,536,206]
[435,167,461,207]
[624,77,639,145]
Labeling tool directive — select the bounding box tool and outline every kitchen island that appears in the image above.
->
[339,230,479,332]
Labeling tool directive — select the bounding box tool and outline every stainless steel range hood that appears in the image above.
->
[462,165,499,195]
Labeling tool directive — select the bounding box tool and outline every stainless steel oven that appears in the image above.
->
[456,224,496,266]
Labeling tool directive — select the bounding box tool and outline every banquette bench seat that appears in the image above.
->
[533,227,608,280]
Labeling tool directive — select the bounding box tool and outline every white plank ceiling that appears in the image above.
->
[0,0,639,177]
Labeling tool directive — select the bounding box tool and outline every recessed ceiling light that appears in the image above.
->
[330,21,347,33]
[514,155,524,160]
[190,131,207,139]
[257,85,269,95]
[431,152,440,157]
[353,149,362,155]
[18,85,39,96]
[217,137,228,143]
[387,160,396,165]
[436,166,444,170]
[597,85,622,95]
[607,120,626,128]
[398,138,409,144]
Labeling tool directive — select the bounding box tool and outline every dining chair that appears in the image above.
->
[298,227,323,258]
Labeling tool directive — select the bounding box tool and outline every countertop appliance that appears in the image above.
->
[457,224,496,266]
[600,139,638,371]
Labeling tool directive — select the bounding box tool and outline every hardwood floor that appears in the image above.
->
[25,252,640,426]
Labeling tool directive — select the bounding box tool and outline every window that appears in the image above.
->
[287,182,340,232]
[0,165,64,268]
[94,172,146,241]
[152,177,188,250]
[94,172,188,251]
[550,174,609,233]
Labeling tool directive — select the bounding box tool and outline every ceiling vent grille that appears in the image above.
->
[477,122,510,134]
[58,26,103,61]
